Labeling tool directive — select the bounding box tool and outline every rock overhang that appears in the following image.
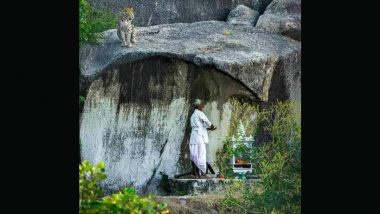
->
[80,20,300,101]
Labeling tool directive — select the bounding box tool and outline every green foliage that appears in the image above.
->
[79,160,169,214]
[79,0,117,45]
[228,99,260,136]
[79,96,86,103]
[79,0,90,41]
[86,188,168,214]
[220,180,252,213]
[80,160,107,202]
[219,101,301,214]
[90,11,118,33]
[216,136,254,179]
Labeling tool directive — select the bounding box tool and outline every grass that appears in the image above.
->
[154,193,225,213]
[220,39,246,48]
[198,45,222,53]
[222,29,234,36]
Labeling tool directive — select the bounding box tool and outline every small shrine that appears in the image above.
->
[229,120,257,178]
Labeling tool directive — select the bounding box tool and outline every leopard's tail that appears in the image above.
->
[138,29,160,36]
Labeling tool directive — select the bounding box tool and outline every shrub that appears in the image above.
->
[79,0,94,44]
[219,101,301,213]
[79,160,169,214]
[80,160,106,202]
[79,0,117,45]
[227,98,261,136]
[79,96,86,103]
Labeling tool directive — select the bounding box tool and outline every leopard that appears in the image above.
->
[117,7,136,47]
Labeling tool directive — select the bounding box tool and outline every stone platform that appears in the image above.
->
[168,178,260,196]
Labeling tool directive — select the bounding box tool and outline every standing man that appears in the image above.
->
[189,99,217,178]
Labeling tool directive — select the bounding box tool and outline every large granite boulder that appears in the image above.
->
[80,21,300,101]
[226,5,260,26]
[79,21,300,194]
[252,0,274,13]
[88,0,273,26]
[256,0,301,41]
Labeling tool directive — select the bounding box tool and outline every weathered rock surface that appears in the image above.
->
[79,20,300,194]
[252,0,274,13]
[256,0,301,41]
[80,21,300,101]
[88,0,269,26]
[227,5,260,26]
[81,57,254,194]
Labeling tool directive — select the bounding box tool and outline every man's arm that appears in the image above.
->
[199,112,212,127]
[199,112,217,131]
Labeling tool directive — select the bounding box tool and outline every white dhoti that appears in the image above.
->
[189,109,212,175]
[189,131,207,174]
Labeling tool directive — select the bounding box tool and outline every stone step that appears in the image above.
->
[168,178,260,196]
